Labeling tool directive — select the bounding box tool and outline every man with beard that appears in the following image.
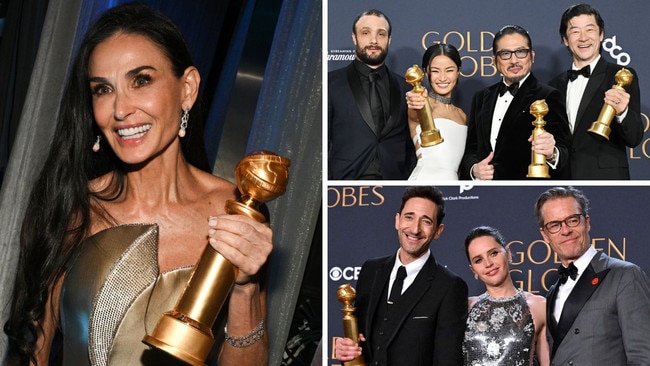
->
[328,9,415,180]
[333,186,468,365]
[460,25,572,180]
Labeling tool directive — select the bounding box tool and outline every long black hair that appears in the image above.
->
[4,3,202,364]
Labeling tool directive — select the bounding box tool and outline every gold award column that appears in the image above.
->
[404,65,443,146]
[143,151,290,366]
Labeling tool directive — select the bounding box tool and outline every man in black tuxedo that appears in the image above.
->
[334,186,468,365]
[460,25,572,180]
[549,4,643,179]
[328,9,415,180]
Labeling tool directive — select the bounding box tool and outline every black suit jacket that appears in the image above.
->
[355,254,468,365]
[460,73,572,180]
[549,57,643,179]
[328,63,415,180]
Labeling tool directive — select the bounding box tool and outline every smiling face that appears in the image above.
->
[563,14,604,68]
[539,197,591,266]
[467,235,511,287]
[427,54,459,98]
[394,197,444,264]
[493,33,535,85]
[352,14,391,67]
[88,32,198,165]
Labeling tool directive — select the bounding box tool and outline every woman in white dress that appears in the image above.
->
[406,44,467,180]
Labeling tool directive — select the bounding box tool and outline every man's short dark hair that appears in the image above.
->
[559,4,605,40]
[399,186,445,226]
[352,9,392,37]
[535,186,590,227]
[492,24,532,55]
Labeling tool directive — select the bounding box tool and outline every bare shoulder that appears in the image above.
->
[524,292,547,317]
[468,295,480,310]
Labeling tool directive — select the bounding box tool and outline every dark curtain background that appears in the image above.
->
[0,0,322,365]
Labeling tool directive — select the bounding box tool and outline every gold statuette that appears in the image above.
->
[588,68,633,140]
[404,65,443,146]
[337,284,366,366]
[143,151,290,365]
[527,99,551,178]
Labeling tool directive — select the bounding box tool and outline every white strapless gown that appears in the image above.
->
[408,118,467,181]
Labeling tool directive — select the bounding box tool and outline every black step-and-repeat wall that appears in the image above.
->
[326,185,650,364]
[327,0,650,178]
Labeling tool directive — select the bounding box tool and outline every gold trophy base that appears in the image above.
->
[344,357,367,366]
[527,164,550,178]
[142,312,213,366]
[587,121,611,140]
[420,129,444,147]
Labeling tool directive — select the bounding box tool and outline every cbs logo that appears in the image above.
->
[329,266,362,281]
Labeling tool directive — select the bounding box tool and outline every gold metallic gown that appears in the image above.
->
[60,224,222,365]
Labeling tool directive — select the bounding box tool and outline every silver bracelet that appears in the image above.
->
[224,319,265,348]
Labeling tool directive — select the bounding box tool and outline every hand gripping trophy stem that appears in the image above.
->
[404,65,443,146]
[527,99,550,178]
[143,151,290,365]
[588,68,633,140]
[337,283,366,366]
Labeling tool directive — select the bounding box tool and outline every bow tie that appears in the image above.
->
[557,262,578,284]
[567,65,590,81]
[498,82,519,96]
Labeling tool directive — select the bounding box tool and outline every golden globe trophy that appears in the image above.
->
[588,68,633,140]
[527,99,551,178]
[404,65,443,146]
[337,283,366,366]
[143,151,290,366]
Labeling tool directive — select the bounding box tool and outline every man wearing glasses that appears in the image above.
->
[536,186,650,364]
[460,25,572,180]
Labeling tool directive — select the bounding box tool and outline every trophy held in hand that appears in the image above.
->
[143,151,290,365]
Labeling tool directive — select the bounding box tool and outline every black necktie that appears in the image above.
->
[567,65,590,81]
[557,262,578,285]
[368,71,385,134]
[388,266,406,304]
[498,82,519,96]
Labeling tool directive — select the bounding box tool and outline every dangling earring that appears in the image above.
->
[178,109,189,137]
[92,135,101,152]
[474,274,478,280]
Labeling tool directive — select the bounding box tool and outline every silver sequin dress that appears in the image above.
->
[463,289,535,366]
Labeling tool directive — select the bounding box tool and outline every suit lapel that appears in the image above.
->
[386,256,437,346]
[347,65,378,136]
[554,253,611,352]
[481,85,500,151]
[365,255,394,342]
[575,58,607,130]
[383,71,401,136]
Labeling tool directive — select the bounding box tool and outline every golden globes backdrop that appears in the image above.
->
[328,0,650,178]
[326,185,650,364]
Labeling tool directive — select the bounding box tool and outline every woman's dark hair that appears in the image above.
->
[464,226,507,261]
[421,43,462,73]
[4,3,200,364]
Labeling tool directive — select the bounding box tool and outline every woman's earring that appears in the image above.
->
[474,274,478,280]
[178,109,189,137]
[92,135,101,152]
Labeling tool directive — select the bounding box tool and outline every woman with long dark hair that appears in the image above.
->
[4,3,271,365]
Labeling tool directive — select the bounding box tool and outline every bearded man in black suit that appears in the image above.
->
[328,9,415,180]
